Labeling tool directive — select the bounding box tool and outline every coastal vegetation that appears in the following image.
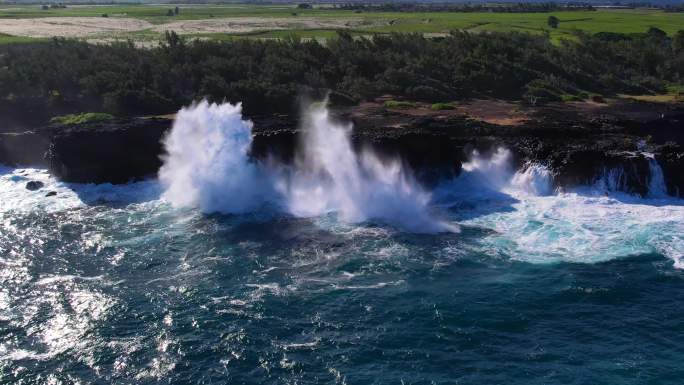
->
[0,26,682,123]
[384,100,417,109]
[431,102,456,111]
[49,112,114,125]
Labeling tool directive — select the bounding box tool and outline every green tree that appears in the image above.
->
[547,16,559,29]
[647,27,667,40]
[672,30,684,52]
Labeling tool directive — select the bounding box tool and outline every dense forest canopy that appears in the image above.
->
[0,28,682,125]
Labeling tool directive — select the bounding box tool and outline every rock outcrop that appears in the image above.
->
[1,118,169,184]
[1,101,682,197]
[47,118,170,184]
[25,181,44,191]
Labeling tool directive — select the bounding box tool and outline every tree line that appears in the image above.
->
[0,28,682,126]
[335,2,596,13]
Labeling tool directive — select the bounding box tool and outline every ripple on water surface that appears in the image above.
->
[1,167,684,384]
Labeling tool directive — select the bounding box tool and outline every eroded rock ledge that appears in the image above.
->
[1,100,682,197]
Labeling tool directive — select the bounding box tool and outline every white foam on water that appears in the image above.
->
[438,148,684,267]
[0,167,162,215]
[2,104,682,268]
[463,193,684,265]
[159,101,456,233]
[0,168,81,213]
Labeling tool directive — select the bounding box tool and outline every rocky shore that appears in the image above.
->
[1,99,682,197]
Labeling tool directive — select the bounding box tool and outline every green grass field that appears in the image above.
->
[0,32,44,44]
[0,4,682,44]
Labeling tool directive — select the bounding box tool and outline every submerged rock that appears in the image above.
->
[25,181,44,191]
[45,191,57,197]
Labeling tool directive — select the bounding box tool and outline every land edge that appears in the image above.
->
[0,99,682,197]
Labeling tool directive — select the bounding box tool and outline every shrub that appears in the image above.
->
[674,30,684,53]
[430,102,455,110]
[524,79,562,104]
[547,16,559,29]
[50,112,114,125]
[647,27,667,40]
[384,100,416,109]
[561,94,582,102]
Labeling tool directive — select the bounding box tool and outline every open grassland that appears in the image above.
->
[0,4,682,44]
[0,32,44,44]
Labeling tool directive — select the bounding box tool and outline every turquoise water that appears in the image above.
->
[2,102,684,384]
[1,166,684,384]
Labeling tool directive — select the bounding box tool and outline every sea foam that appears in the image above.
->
[158,101,455,233]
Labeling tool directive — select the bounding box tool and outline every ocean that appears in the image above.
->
[1,102,683,384]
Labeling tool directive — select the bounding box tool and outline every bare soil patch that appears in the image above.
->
[355,98,529,126]
[453,99,528,126]
[152,17,384,34]
[0,17,152,38]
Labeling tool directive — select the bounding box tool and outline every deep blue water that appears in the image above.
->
[1,168,684,385]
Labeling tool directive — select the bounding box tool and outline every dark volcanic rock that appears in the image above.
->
[657,150,684,197]
[25,181,44,191]
[45,191,57,197]
[47,118,171,184]
[1,118,172,184]
[226,107,684,196]
[2,101,683,197]
[0,131,52,167]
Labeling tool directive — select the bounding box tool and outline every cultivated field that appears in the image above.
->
[0,4,683,44]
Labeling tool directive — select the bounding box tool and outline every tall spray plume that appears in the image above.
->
[159,101,270,214]
[281,104,456,233]
[159,101,456,233]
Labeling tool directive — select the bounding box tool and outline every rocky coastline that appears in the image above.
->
[1,99,682,197]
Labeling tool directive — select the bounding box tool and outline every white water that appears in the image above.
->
[158,101,454,232]
[159,101,271,214]
[646,154,668,198]
[155,103,683,265]
[279,105,454,232]
[1,102,682,268]
[435,148,684,267]
[594,167,628,194]
[590,152,668,198]
[0,167,160,214]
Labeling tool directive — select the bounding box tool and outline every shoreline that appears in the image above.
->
[1,98,683,197]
